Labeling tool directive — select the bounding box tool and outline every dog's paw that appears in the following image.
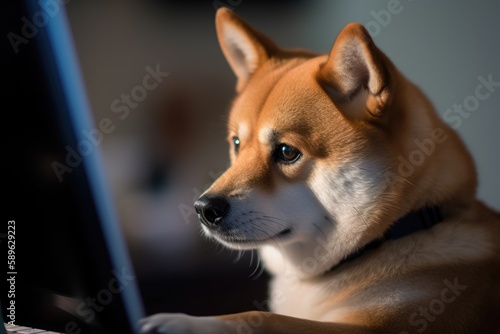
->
[139,313,223,334]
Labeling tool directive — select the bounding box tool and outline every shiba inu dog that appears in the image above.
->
[141,8,500,334]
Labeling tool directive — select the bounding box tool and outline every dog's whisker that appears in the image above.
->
[255,214,290,226]
[242,248,265,280]
[251,262,265,280]
[233,249,244,263]
[262,215,289,223]
[255,217,288,230]
[249,249,254,267]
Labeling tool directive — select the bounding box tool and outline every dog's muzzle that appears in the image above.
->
[194,195,229,226]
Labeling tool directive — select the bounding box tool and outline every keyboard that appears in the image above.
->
[4,323,63,334]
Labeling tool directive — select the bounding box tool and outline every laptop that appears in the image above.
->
[3,0,145,333]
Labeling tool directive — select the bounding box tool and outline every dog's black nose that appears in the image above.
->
[194,195,229,226]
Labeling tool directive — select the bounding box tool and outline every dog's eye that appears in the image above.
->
[232,136,240,154]
[276,143,301,164]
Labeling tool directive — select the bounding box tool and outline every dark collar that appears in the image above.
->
[328,206,444,273]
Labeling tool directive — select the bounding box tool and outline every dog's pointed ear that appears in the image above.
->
[216,8,277,92]
[318,23,391,120]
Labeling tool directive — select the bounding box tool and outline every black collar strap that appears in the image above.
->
[328,206,444,273]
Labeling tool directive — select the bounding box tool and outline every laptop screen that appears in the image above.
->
[3,1,144,332]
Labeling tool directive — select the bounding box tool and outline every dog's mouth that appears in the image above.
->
[196,201,294,247]
[212,227,292,246]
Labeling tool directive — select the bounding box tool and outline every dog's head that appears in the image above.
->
[194,8,476,277]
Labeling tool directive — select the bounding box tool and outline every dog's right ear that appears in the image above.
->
[216,8,277,92]
[318,23,392,121]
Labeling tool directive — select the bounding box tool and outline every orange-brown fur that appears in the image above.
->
[141,8,500,334]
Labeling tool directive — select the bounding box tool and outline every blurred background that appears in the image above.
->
[64,0,500,316]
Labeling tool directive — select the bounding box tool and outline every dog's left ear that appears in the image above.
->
[216,8,278,92]
[318,23,391,120]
